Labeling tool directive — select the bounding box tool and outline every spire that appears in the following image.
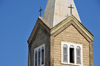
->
[43,0,81,27]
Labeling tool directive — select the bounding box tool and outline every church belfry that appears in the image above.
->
[27,0,94,66]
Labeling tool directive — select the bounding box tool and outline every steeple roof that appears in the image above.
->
[43,0,81,27]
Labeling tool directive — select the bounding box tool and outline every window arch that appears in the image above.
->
[70,45,74,48]
[63,44,68,62]
[76,46,81,64]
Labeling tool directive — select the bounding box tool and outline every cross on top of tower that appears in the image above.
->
[39,7,42,17]
[68,4,74,15]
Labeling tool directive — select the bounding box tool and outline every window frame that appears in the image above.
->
[34,44,45,66]
[61,42,83,66]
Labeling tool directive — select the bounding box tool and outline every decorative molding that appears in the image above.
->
[27,17,51,44]
[51,15,93,42]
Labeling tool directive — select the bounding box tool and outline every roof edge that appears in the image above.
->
[27,17,52,44]
[51,15,94,41]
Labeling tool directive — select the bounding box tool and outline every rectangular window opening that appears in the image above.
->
[42,48,44,64]
[35,51,37,66]
[70,48,74,63]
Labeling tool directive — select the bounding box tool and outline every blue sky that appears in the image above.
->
[0,0,100,66]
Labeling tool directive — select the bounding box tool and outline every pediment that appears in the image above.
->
[51,15,94,42]
[27,17,52,44]
[28,15,94,44]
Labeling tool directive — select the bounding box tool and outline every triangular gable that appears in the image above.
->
[28,15,94,44]
[27,17,52,44]
[51,15,94,41]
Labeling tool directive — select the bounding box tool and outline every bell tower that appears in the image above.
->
[27,0,94,66]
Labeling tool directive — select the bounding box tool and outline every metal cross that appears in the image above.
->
[39,7,42,17]
[68,4,74,15]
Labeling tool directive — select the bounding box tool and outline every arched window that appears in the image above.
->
[38,49,40,66]
[34,44,45,66]
[76,46,81,64]
[61,42,82,65]
[70,45,74,63]
[63,44,68,62]
[35,50,37,66]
